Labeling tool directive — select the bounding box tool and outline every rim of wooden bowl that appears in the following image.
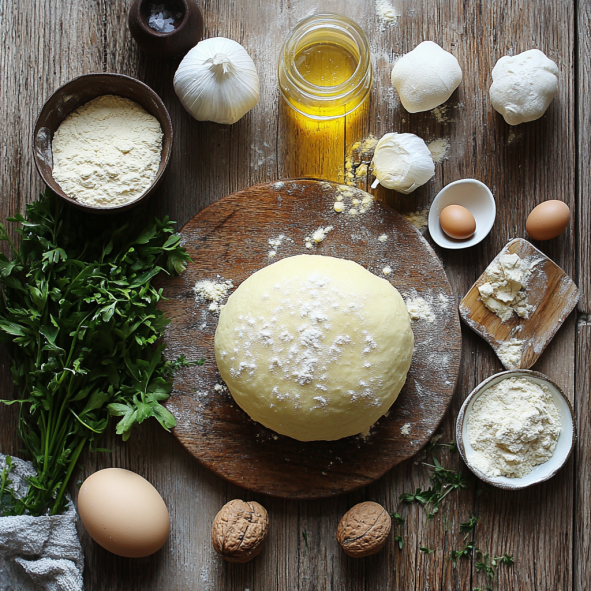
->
[455,369,576,490]
[32,72,173,215]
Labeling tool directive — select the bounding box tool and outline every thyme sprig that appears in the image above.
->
[400,457,469,520]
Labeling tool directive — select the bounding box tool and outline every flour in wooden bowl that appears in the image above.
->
[52,95,163,208]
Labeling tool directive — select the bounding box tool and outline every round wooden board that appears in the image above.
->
[158,179,462,499]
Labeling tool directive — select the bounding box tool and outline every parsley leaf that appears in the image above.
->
[302,530,309,553]
[460,516,480,539]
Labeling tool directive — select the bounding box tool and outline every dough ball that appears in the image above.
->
[214,255,414,442]
[391,41,462,113]
[489,49,559,125]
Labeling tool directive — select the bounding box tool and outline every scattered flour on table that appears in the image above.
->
[401,423,411,435]
[268,234,293,258]
[432,104,450,123]
[332,185,374,216]
[378,234,388,243]
[375,0,402,25]
[343,136,378,186]
[304,226,333,249]
[405,297,435,322]
[383,266,392,275]
[467,377,561,478]
[478,253,537,322]
[52,95,163,208]
[428,138,450,163]
[193,278,233,312]
[496,338,524,369]
[404,209,429,232]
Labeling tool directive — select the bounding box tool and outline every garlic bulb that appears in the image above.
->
[371,133,435,194]
[174,37,260,125]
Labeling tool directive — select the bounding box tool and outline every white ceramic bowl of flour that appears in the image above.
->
[456,370,575,490]
[428,179,496,249]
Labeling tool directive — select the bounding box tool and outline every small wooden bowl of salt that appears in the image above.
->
[456,370,575,490]
[128,0,203,58]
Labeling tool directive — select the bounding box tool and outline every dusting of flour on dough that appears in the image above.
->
[215,256,414,443]
[52,95,162,208]
[467,377,561,478]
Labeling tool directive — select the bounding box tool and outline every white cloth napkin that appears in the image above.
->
[0,454,84,591]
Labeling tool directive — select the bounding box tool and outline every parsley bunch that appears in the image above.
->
[0,191,196,517]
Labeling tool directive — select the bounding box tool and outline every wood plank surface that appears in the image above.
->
[0,1,586,590]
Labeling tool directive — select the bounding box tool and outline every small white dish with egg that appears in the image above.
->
[428,179,496,249]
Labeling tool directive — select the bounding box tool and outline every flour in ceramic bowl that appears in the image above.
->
[467,377,561,478]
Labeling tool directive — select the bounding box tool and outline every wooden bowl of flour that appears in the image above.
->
[456,370,575,490]
[33,73,173,214]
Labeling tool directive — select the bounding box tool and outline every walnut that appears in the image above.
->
[336,501,391,558]
[211,500,269,563]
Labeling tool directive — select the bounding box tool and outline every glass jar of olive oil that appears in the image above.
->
[278,14,373,120]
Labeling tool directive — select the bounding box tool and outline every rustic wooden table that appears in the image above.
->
[1,1,589,590]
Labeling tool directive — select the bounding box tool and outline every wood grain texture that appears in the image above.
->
[0,0,586,590]
[460,238,579,370]
[158,179,461,497]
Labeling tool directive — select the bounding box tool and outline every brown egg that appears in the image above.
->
[439,204,477,240]
[78,468,170,558]
[526,200,570,241]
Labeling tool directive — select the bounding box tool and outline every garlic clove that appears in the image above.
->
[371,133,435,194]
[174,37,260,125]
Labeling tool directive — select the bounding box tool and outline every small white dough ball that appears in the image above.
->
[489,49,559,125]
[214,255,414,442]
[391,41,463,113]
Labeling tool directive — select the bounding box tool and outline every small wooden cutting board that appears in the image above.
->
[158,179,462,498]
[459,238,579,370]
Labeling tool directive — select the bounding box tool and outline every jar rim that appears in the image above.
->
[280,13,371,99]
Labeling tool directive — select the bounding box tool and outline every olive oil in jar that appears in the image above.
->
[278,14,373,120]
[295,43,358,87]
